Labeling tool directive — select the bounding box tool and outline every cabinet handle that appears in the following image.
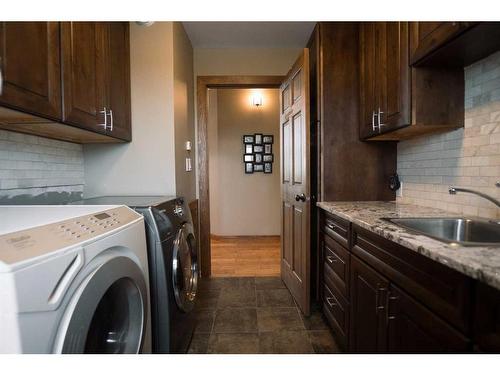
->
[325,220,340,232]
[372,110,378,132]
[99,107,108,130]
[386,291,398,323]
[326,255,338,264]
[108,109,114,132]
[326,296,338,308]
[375,283,386,314]
[377,107,386,132]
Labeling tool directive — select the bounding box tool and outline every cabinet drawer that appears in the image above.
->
[321,211,350,248]
[323,234,350,299]
[351,224,472,333]
[323,281,349,350]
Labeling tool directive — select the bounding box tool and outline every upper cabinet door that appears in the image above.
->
[0,22,62,120]
[359,23,377,139]
[409,22,475,65]
[105,22,132,141]
[375,22,410,134]
[61,22,107,133]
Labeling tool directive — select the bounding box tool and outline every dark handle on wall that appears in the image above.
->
[295,193,306,202]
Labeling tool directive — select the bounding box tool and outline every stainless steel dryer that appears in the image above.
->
[71,196,198,353]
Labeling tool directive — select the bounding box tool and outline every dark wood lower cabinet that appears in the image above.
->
[387,284,470,353]
[473,283,500,352]
[349,256,388,353]
[319,208,500,353]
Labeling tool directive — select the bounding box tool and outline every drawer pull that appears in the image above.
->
[326,221,337,231]
[326,296,338,308]
[326,255,338,264]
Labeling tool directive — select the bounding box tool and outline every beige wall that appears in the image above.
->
[173,23,197,202]
[194,48,301,76]
[84,22,196,201]
[194,47,300,199]
[397,51,500,219]
[209,88,281,236]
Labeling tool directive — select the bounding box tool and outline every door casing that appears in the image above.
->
[196,75,285,277]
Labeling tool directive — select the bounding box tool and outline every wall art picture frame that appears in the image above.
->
[242,132,275,175]
[243,135,254,144]
[263,154,273,162]
[253,144,264,153]
[263,135,274,144]
[264,162,272,174]
[253,163,264,172]
[245,162,254,174]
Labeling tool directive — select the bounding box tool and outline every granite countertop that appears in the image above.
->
[317,201,500,290]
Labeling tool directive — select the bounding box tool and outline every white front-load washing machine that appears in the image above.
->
[0,205,152,354]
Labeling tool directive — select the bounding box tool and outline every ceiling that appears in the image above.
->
[182,22,316,48]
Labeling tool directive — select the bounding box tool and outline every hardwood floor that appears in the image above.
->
[211,236,280,277]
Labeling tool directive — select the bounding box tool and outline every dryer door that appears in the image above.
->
[54,256,148,354]
[172,223,198,312]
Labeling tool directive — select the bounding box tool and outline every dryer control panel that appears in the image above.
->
[0,206,142,268]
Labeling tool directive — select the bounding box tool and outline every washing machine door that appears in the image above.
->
[172,222,198,312]
[54,256,148,354]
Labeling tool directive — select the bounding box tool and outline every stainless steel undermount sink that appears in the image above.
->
[382,217,500,246]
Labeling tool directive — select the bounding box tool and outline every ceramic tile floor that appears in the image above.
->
[188,277,342,354]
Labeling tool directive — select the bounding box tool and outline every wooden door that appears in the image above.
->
[375,22,410,134]
[104,22,131,141]
[61,22,107,133]
[280,49,311,315]
[0,22,62,120]
[349,256,388,352]
[387,284,470,353]
[359,22,377,139]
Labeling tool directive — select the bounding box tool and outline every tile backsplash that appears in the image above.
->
[397,51,500,219]
[0,130,84,204]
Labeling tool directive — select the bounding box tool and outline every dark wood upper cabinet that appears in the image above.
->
[0,21,131,143]
[360,22,410,139]
[104,22,132,141]
[61,22,107,134]
[349,256,388,353]
[0,22,62,120]
[359,22,464,141]
[410,22,500,67]
[410,22,474,65]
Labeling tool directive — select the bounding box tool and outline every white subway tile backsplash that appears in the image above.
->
[397,52,500,219]
[0,129,84,202]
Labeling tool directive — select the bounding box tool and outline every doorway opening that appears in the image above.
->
[196,76,284,278]
[207,87,281,277]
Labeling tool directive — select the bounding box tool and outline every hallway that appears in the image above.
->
[189,277,341,354]
[211,236,281,277]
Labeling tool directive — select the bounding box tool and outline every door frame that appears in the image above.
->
[196,75,285,277]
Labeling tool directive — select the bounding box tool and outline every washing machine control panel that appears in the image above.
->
[0,206,142,266]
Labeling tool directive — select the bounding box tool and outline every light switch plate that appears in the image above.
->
[185,157,192,172]
[396,182,403,197]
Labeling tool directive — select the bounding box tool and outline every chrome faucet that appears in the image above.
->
[449,181,500,208]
